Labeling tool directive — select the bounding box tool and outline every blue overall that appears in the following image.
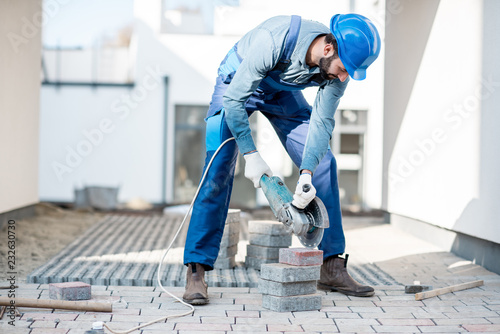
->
[184,16,345,269]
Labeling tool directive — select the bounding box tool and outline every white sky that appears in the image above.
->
[42,0,134,48]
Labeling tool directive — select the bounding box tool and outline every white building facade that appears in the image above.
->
[39,0,385,210]
[383,0,500,273]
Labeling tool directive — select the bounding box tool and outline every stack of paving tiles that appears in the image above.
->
[259,248,323,312]
[245,220,292,270]
[214,209,241,269]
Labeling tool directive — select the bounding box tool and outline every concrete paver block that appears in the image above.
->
[218,244,238,258]
[226,209,241,224]
[220,232,239,248]
[49,281,91,301]
[262,293,322,312]
[279,248,323,266]
[246,244,281,259]
[260,263,321,283]
[214,256,236,269]
[245,256,279,270]
[259,278,317,296]
[249,233,292,247]
[222,221,241,237]
[248,220,290,235]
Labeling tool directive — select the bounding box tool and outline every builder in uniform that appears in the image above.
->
[182,14,381,304]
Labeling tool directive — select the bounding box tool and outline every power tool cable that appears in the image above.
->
[103,137,235,334]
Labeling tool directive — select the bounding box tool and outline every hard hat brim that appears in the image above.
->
[351,68,366,81]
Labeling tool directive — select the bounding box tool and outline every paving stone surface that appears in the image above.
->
[25,214,398,288]
[1,216,498,333]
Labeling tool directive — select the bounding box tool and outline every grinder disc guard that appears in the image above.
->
[260,175,329,249]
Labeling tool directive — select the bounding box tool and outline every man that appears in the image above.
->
[182,13,381,305]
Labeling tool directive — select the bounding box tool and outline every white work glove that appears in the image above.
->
[292,173,317,209]
[243,151,273,188]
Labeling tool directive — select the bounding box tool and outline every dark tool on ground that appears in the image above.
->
[260,174,329,248]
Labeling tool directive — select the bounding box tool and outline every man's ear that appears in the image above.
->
[324,43,334,57]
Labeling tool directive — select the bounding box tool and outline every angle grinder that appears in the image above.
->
[259,174,329,248]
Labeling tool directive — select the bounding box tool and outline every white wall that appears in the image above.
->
[385,0,500,244]
[0,0,41,213]
[39,82,166,203]
[472,0,500,243]
[43,48,132,83]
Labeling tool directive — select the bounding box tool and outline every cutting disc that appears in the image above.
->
[298,225,325,248]
[294,196,329,248]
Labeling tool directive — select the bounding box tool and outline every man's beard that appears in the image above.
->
[319,55,338,81]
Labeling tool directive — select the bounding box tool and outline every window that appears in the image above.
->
[332,109,367,211]
[174,105,207,202]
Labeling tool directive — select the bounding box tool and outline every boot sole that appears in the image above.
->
[183,297,209,305]
[317,283,375,297]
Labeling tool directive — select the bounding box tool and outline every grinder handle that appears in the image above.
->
[302,184,311,193]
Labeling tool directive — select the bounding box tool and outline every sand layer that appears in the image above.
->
[0,204,104,284]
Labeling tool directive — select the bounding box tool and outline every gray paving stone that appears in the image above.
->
[248,233,292,247]
[248,220,290,235]
[217,245,238,258]
[349,306,384,313]
[444,310,499,318]
[226,209,241,224]
[333,300,376,307]
[213,256,236,270]
[334,318,379,332]
[325,312,362,319]
[433,317,492,325]
[372,325,421,332]
[246,244,281,259]
[49,282,91,301]
[260,263,321,283]
[219,233,240,248]
[258,278,317,296]
[222,221,241,237]
[244,255,279,270]
[418,325,463,332]
[230,323,267,331]
[262,293,322,312]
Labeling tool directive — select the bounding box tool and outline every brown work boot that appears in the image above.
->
[183,263,209,305]
[318,255,375,297]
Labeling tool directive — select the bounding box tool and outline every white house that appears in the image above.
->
[38,0,385,211]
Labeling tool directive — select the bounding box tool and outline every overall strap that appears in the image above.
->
[273,15,301,72]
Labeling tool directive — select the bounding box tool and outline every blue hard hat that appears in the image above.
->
[330,14,381,80]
